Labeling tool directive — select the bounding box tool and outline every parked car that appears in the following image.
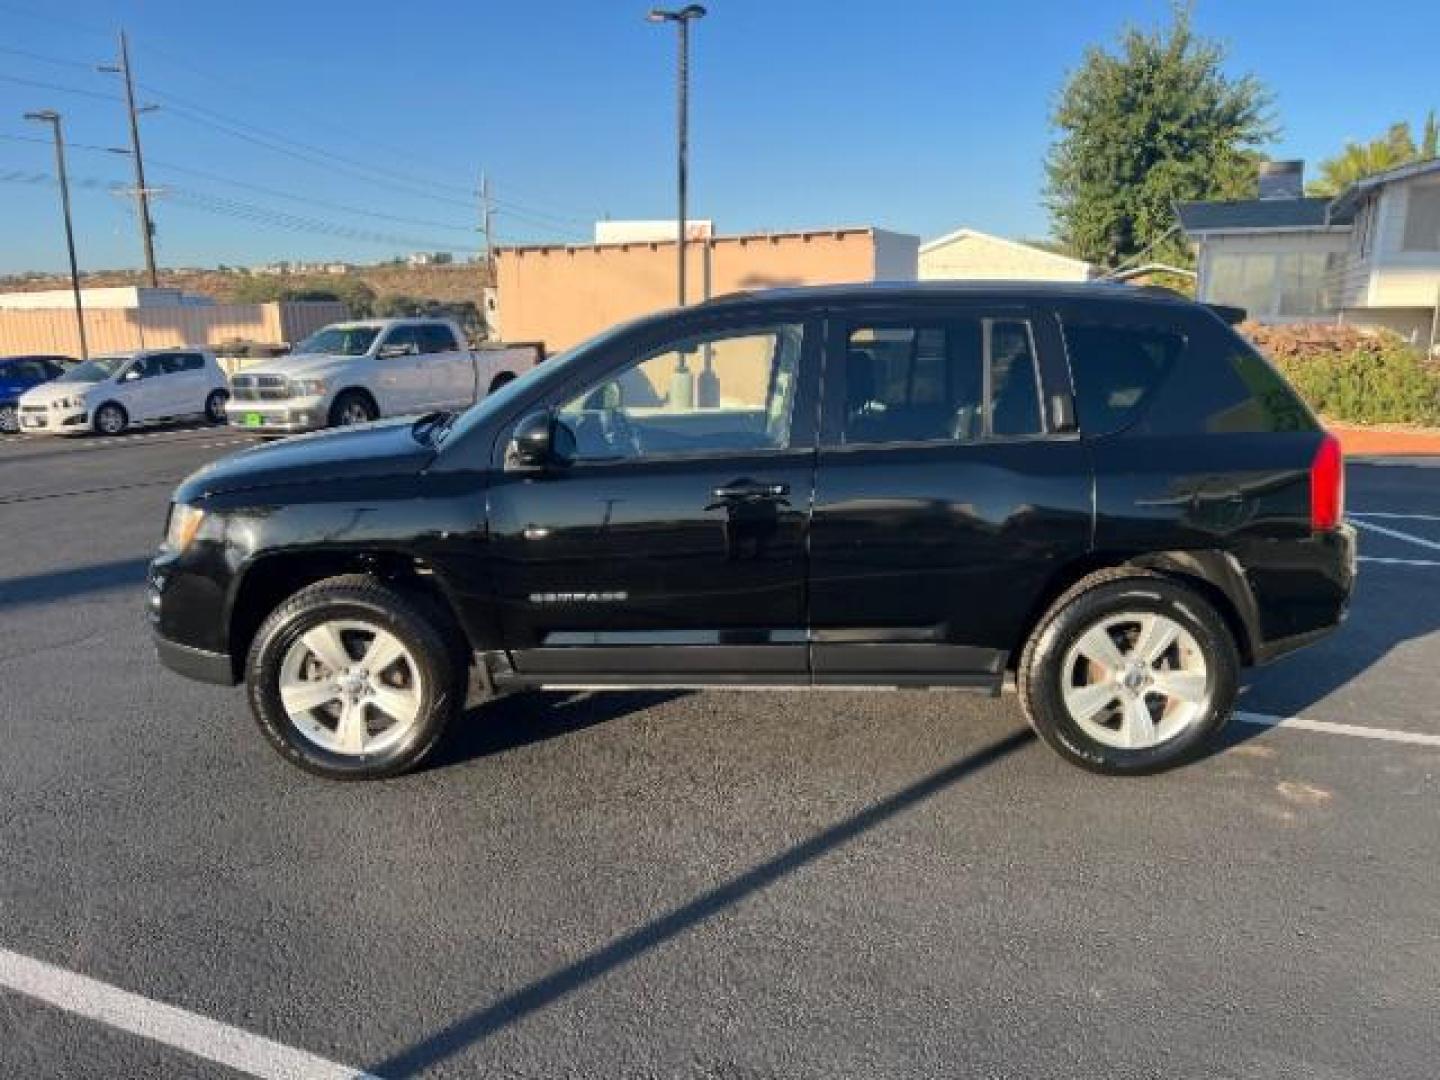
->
[149,282,1355,780]
[0,354,73,433]
[18,348,229,436]
[224,318,540,435]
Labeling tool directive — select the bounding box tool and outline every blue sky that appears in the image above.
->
[1,0,1435,274]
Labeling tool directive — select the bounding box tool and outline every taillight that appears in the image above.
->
[1310,432,1344,531]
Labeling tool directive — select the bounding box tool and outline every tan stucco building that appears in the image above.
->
[492,227,918,352]
[918,228,1098,282]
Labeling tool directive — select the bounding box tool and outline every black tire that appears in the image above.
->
[487,371,516,395]
[245,574,463,780]
[328,389,377,428]
[93,401,128,436]
[204,389,229,424]
[1017,570,1238,775]
[0,403,17,434]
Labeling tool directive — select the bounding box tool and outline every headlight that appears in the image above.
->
[165,503,207,553]
[287,378,329,397]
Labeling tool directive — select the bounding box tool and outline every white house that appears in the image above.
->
[919,228,1098,282]
[1178,158,1440,346]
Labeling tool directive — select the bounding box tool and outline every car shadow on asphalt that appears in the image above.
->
[426,690,692,769]
[367,727,1034,1077]
[0,557,152,611]
[1234,553,1440,724]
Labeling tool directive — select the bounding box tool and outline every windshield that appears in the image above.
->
[437,320,646,448]
[295,327,380,356]
[57,356,126,383]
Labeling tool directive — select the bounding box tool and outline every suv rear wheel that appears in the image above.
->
[1018,572,1238,775]
[245,575,462,779]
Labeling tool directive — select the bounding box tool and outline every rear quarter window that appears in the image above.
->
[1061,307,1317,437]
[1062,321,1183,436]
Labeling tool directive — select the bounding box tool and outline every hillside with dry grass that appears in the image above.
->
[1,263,490,307]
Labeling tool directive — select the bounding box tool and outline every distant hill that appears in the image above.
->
[0,263,491,308]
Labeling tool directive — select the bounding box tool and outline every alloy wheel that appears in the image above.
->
[0,404,17,434]
[1058,612,1209,750]
[277,619,424,756]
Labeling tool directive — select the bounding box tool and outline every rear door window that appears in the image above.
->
[418,324,460,354]
[837,314,1045,445]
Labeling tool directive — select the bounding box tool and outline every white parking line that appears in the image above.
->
[1349,518,1440,553]
[1238,711,1440,747]
[0,947,378,1080]
[1358,556,1440,568]
[1351,512,1440,523]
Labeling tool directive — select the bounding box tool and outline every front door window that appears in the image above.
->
[557,323,804,460]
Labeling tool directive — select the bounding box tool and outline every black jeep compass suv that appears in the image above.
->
[149,283,1355,779]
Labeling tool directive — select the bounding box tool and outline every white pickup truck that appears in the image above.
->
[225,318,539,434]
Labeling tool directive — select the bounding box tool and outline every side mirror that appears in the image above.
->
[509,410,575,469]
[122,369,142,382]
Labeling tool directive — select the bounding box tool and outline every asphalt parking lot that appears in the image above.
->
[1,426,1437,1079]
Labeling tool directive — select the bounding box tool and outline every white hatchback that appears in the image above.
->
[17,349,230,436]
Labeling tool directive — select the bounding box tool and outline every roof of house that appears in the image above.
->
[1174,196,1351,234]
[1329,156,1440,218]
[919,227,1097,272]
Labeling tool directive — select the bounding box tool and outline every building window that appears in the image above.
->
[1402,183,1440,252]
[1207,250,1332,320]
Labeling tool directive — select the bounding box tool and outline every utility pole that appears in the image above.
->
[99,30,159,287]
[25,110,89,361]
[479,170,495,282]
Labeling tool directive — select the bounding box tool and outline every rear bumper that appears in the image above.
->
[1250,523,1358,666]
[153,633,237,685]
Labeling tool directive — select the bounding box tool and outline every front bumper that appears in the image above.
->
[148,553,238,685]
[19,406,88,433]
[153,632,236,685]
[224,396,326,434]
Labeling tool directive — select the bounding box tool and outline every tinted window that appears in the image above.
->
[558,324,803,460]
[418,324,459,354]
[1063,322,1184,435]
[1,359,52,381]
[381,326,422,356]
[135,356,169,378]
[841,316,1043,445]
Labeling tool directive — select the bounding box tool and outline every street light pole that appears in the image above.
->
[25,110,89,361]
[647,5,706,308]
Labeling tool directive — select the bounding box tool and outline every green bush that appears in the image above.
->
[1270,338,1440,426]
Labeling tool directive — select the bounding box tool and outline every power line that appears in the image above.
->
[1,51,597,235]
[0,169,484,252]
[0,44,97,70]
[0,73,119,102]
[2,133,532,242]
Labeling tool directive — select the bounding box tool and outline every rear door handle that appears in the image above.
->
[711,482,789,499]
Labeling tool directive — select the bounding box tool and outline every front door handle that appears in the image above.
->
[711,481,789,500]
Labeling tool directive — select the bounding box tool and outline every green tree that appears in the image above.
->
[1424,109,1439,159]
[1309,122,1419,195]
[1045,5,1274,268]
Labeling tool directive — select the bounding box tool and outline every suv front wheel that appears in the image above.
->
[1018,572,1238,775]
[245,575,462,779]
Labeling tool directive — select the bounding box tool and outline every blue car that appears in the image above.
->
[0,355,74,433]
